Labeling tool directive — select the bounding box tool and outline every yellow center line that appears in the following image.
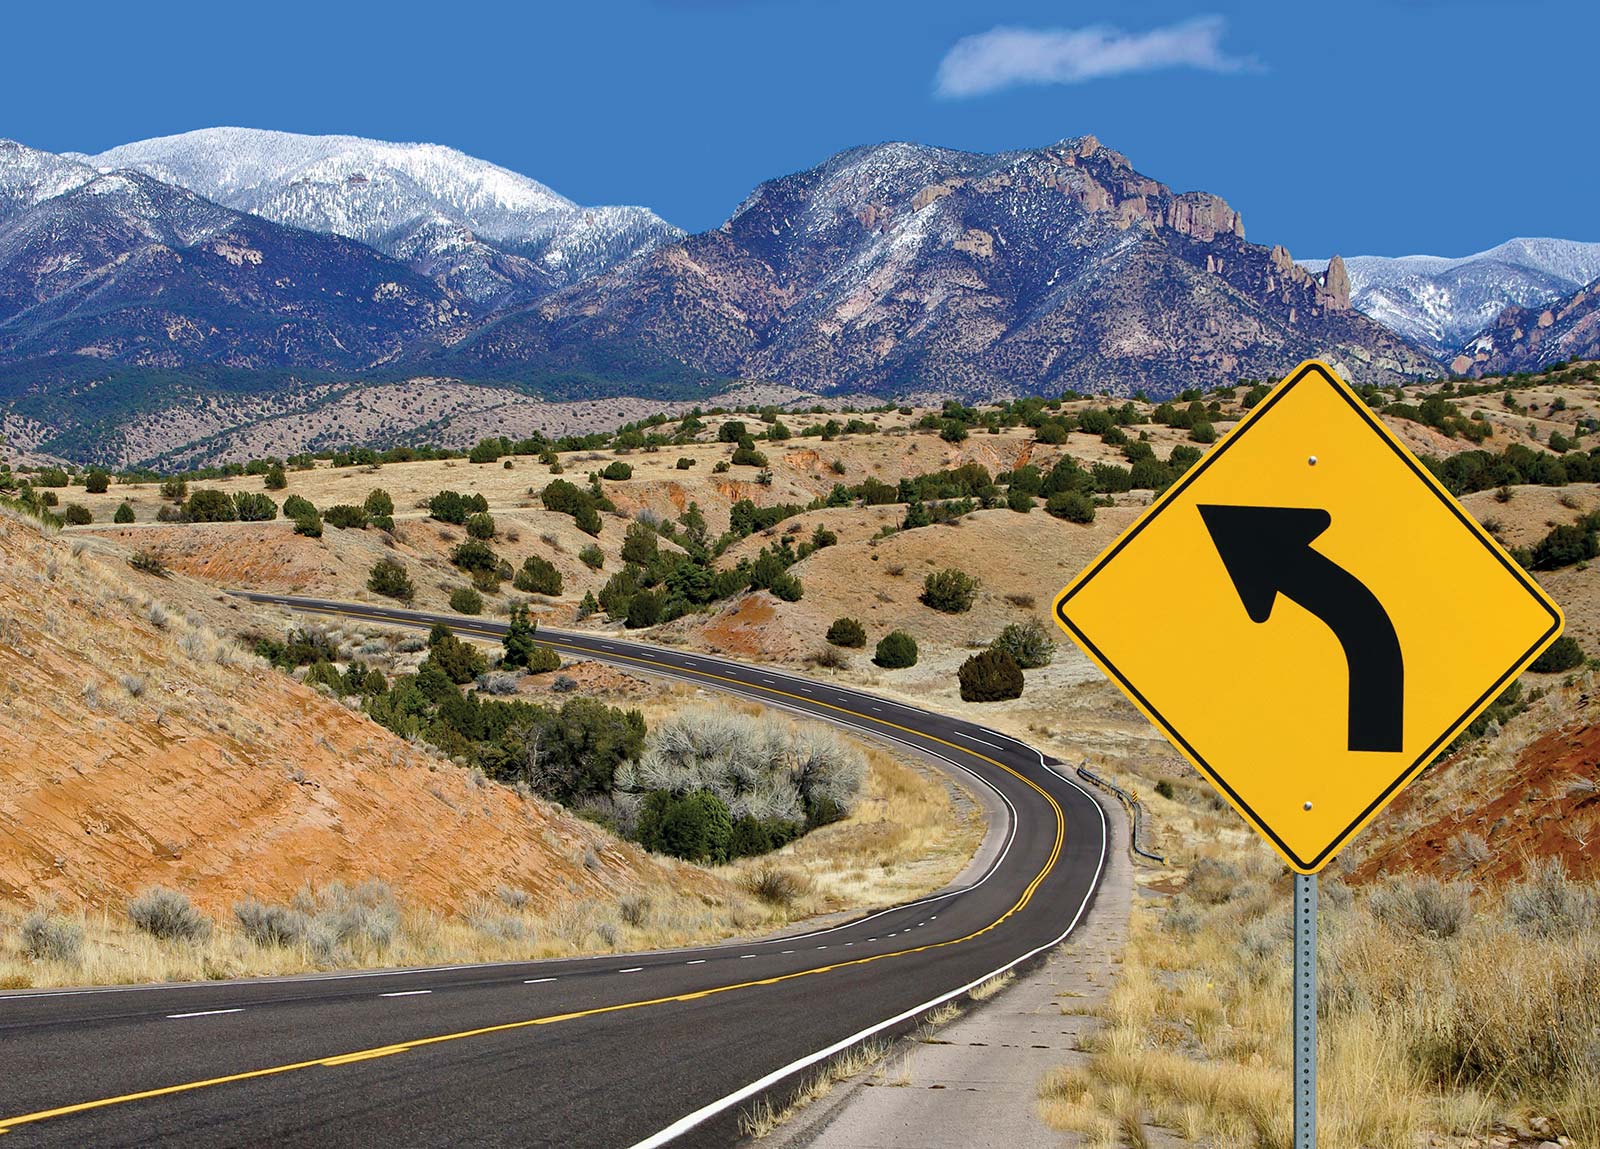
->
[0,602,1070,1136]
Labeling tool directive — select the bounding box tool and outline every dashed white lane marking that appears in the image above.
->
[619,967,644,974]
[953,731,1003,750]
[379,990,432,998]
[167,1008,243,1019]
[686,959,706,965]
[816,945,827,950]
[523,978,557,984]
[780,950,795,955]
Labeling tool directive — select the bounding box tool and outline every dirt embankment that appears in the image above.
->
[0,509,724,918]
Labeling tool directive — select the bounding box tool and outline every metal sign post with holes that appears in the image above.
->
[1052,359,1564,1146]
[1293,873,1316,1148]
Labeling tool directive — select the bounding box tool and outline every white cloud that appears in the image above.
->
[935,16,1256,99]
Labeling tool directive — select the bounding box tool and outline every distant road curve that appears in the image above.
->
[0,594,1109,1148]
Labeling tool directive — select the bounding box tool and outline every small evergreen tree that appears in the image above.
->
[875,630,919,668]
[502,604,540,669]
[449,586,484,615]
[579,543,605,570]
[466,512,496,540]
[621,521,659,565]
[186,489,236,522]
[367,557,415,602]
[958,648,1025,701]
[364,488,394,517]
[263,463,287,490]
[85,470,111,494]
[232,492,278,522]
[625,588,664,628]
[525,645,561,673]
[1045,491,1096,523]
[826,617,867,648]
[114,502,135,524]
[323,504,369,529]
[1530,635,1585,673]
[637,790,733,862]
[513,554,563,595]
[451,539,499,574]
[921,568,980,613]
[424,625,485,684]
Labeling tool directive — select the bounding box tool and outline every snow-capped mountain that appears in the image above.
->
[75,128,683,306]
[1453,275,1600,376]
[0,166,462,370]
[447,136,1437,396]
[1301,238,1600,360]
[0,140,96,226]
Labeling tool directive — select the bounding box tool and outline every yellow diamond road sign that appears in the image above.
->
[1054,359,1563,873]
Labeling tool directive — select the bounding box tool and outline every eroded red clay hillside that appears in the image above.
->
[1348,681,1600,885]
[0,510,726,917]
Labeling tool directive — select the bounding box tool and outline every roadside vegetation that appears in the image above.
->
[1040,667,1600,1148]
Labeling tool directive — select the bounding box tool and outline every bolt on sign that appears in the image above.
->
[1054,359,1563,873]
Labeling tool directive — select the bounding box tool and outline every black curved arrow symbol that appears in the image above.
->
[1198,504,1404,753]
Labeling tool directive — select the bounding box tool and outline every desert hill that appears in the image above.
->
[0,507,727,919]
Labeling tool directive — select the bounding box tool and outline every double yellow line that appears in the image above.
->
[0,604,1067,1137]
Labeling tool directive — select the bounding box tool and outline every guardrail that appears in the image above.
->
[1075,764,1167,865]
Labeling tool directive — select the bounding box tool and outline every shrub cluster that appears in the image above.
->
[617,708,865,861]
[920,568,979,613]
[991,619,1055,668]
[958,648,1024,701]
[874,630,918,668]
[826,617,867,648]
[367,557,416,602]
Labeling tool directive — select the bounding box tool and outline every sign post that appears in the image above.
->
[1053,359,1565,1142]
[1293,872,1316,1149]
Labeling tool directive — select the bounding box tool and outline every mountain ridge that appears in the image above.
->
[78,128,684,306]
[451,135,1436,397]
[1301,238,1600,359]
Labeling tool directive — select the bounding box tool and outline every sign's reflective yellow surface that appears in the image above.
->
[1054,360,1563,872]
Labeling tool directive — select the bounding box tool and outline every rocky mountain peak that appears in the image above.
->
[1322,254,1352,310]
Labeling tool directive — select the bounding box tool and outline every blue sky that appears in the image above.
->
[5,1,1593,258]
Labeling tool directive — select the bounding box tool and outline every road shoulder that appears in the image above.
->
[766,783,1135,1149]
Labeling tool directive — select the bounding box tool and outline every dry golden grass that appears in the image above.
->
[737,1038,893,1139]
[968,970,1015,1002]
[1036,756,1600,1148]
[716,739,983,923]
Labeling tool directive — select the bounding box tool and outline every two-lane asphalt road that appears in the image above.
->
[0,594,1109,1147]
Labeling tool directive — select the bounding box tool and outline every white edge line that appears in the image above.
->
[379,990,432,998]
[166,1008,244,1019]
[623,769,1110,1149]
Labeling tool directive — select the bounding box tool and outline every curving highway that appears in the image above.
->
[0,594,1110,1148]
